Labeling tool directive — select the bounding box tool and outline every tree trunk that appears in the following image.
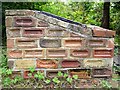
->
[101,1,110,29]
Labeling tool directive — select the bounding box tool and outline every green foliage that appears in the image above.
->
[2,68,12,76]
[34,71,44,80]
[66,77,73,84]
[72,75,78,80]
[44,79,51,84]
[52,77,60,84]
[63,73,68,78]
[29,67,35,73]
[11,76,23,84]
[3,77,11,86]
[57,71,63,77]
[101,80,112,88]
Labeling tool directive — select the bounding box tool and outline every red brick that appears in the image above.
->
[14,17,36,27]
[70,49,90,58]
[36,60,57,69]
[46,70,67,78]
[92,28,106,37]
[106,30,116,37]
[107,39,114,48]
[88,39,106,47]
[23,28,44,37]
[46,49,67,58]
[16,38,37,48]
[8,50,22,58]
[61,60,80,68]
[40,39,61,48]
[70,69,91,79]
[92,68,112,78]
[24,49,44,58]
[64,39,82,48]
[38,20,49,27]
[7,39,14,48]
[93,49,114,58]
[92,27,115,37]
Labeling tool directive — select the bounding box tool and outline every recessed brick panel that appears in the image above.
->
[24,50,44,58]
[16,38,37,48]
[36,60,57,68]
[92,68,112,78]
[47,49,67,58]
[70,49,90,58]
[61,60,80,68]
[23,28,44,37]
[8,50,22,58]
[64,39,82,48]
[40,39,61,48]
[83,59,105,68]
[15,60,35,69]
[46,70,67,78]
[88,39,106,47]
[93,49,113,58]
[70,69,91,79]
[14,17,36,27]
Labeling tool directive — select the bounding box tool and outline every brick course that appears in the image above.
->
[6,10,115,79]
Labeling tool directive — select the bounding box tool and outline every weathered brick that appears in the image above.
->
[7,39,14,48]
[5,10,35,16]
[107,39,114,48]
[46,49,67,58]
[92,68,112,78]
[106,30,116,37]
[40,39,61,48]
[16,38,37,48]
[7,60,14,69]
[88,39,106,47]
[64,39,82,48]
[46,28,69,37]
[70,69,91,79]
[61,60,80,68]
[36,60,57,68]
[8,50,22,58]
[14,16,36,27]
[24,49,44,58]
[23,28,45,37]
[70,32,81,38]
[5,16,13,27]
[70,49,90,58]
[9,71,22,79]
[93,49,114,58]
[15,60,35,69]
[46,70,67,78]
[83,59,105,68]
[6,28,21,38]
[38,20,49,27]
[23,70,43,79]
[92,27,115,37]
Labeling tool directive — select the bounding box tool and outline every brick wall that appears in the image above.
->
[5,10,115,78]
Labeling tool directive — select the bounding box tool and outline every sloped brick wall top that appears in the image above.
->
[5,10,115,78]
